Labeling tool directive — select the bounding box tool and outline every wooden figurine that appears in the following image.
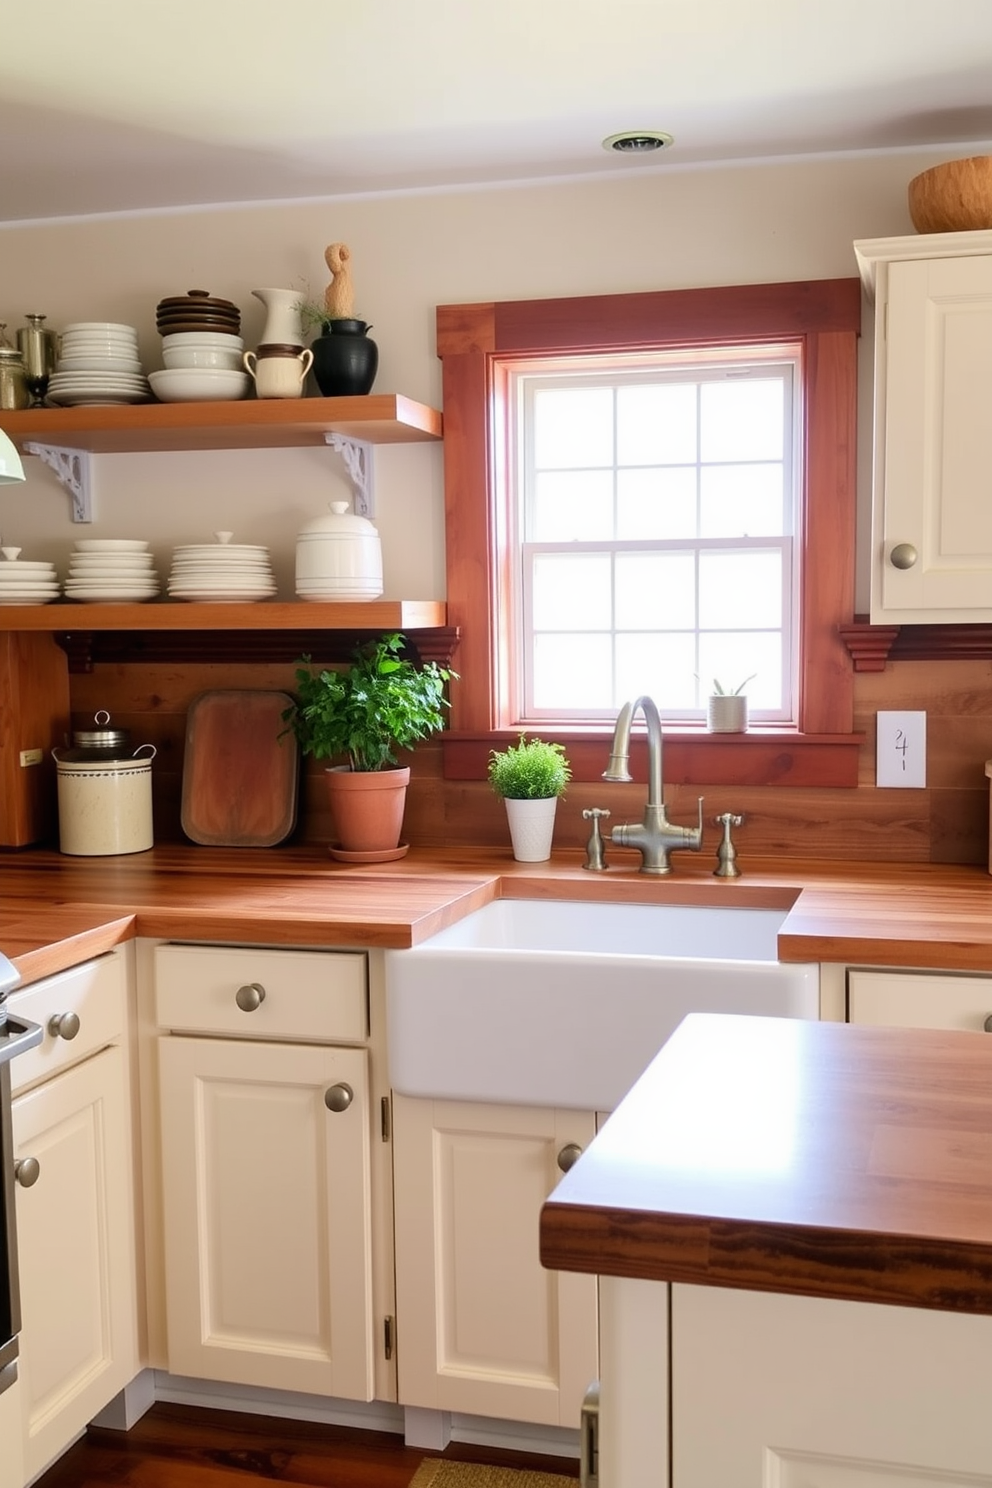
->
[323,242,354,320]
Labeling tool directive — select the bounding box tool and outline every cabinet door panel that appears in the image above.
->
[673,1284,992,1487]
[848,969,992,1032]
[875,253,992,620]
[158,1036,373,1401]
[393,1095,597,1428]
[13,1045,137,1482]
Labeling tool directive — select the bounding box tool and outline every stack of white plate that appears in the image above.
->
[48,322,151,407]
[168,532,276,603]
[0,546,61,605]
[64,539,160,603]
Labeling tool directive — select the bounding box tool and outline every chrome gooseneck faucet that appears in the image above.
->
[603,695,704,874]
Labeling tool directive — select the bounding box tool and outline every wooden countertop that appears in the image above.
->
[539,1013,992,1315]
[4,844,992,984]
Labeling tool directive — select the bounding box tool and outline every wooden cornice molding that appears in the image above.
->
[840,618,992,670]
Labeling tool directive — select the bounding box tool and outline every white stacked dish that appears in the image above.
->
[168,531,276,603]
[48,322,150,407]
[64,538,160,603]
[160,331,245,372]
[0,546,61,605]
[148,367,249,402]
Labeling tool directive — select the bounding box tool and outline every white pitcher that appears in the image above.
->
[251,287,305,347]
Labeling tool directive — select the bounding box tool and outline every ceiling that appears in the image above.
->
[3,0,992,225]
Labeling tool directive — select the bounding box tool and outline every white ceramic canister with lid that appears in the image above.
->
[53,742,156,855]
[295,502,383,600]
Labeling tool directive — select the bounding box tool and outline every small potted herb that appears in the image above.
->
[282,632,454,860]
[706,674,755,734]
[488,734,571,862]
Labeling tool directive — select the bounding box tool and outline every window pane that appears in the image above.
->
[532,553,612,629]
[617,383,697,465]
[616,634,697,709]
[533,470,614,540]
[533,635,613,709]
[617,467,697,539]
[700,379,784,463]
[700,464,784,537]
[534,387,613,468]
[698,633,783,709]
[615,552,696,628]
[699,550,782,629]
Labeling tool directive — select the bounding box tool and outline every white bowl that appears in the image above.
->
[73,538,150,552]
[62,322,139,337]
[160,331,244,351]
[58,355,144,374]
[148,368,250,403]
[161,347,243,371]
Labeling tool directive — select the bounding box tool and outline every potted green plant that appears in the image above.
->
[706,674,755,734]
[282,632,453,861]
[488,734,571,862]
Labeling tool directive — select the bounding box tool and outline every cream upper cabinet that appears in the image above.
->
[392,1094,597,1429]
[9,953,138,1485]
[153,944,378,1403]
[856,229,992,623]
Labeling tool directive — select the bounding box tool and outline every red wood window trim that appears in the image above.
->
[437,280,862,787]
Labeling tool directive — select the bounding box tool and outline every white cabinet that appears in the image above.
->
[848,966,992,1032]
[154,944,378,1401]
[856,230,992,622]
[392,1094,597,1428]
[9,952,138,1483]
[672,1284,992,1488]
[0,1379,24,1488]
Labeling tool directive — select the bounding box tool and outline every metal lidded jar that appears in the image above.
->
[53,711,156,856]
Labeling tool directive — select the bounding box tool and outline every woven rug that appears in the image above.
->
[409,1459,577,1488]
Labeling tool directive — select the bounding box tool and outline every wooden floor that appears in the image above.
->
[32,1402,582,1488]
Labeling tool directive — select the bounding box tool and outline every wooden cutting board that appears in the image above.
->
[181,690,299,847]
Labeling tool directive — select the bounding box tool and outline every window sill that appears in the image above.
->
[442,729,863,789]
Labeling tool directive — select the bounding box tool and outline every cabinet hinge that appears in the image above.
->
[384,1314,395,1361]
[381,1094,391,1142]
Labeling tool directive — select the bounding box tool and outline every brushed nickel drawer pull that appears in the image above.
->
[48,1011,80,1041]
[557,1142,583,1173]
[889,542,918,570]
[324,1083,354,1113]
[235,982,266,1012]
[14,1156,41,1188]
[983,1014,992,1033]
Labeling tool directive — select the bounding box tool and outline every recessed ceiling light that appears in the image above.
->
[602,130,674,155]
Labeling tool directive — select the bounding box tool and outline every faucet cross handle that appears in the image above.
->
[582,807,611,872]
[713,812,745,879]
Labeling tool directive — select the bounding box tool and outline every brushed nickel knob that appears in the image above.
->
[14,1157,40,1188]
[235,982,266,1012]
[889,542,918,570]
[983,1014,992,1033]
[48,1011,80,1041]
[324,1083,354,1113]
[557,1142,583,1173]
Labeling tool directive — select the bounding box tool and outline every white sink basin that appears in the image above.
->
[385,898,818,1111]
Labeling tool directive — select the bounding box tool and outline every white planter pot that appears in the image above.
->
[503,796,558,862]
[707,694,748,733]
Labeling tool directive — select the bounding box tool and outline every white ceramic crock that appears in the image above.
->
[295,502,384,600]
[53,745,156,855]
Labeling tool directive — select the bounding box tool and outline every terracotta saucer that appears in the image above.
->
[327,842,410,864]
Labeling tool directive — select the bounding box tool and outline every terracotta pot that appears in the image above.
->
[325,764,410,858]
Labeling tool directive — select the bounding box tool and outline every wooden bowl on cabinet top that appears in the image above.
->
[908,155,992,233]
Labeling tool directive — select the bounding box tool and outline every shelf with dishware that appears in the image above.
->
[1,393,443,453]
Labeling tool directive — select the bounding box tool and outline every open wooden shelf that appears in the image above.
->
[3,394,442,454]
[0,600,447,632]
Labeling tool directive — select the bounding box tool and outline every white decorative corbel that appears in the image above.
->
[323,432,374,517]
[23,442,93,522]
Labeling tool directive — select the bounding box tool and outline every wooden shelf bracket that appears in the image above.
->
[23,442,93,522]
[324,432,374,516]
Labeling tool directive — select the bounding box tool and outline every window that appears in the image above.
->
[509,346,800,723]
[437,279,862,788]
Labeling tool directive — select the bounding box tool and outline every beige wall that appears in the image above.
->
[0,148,948,602]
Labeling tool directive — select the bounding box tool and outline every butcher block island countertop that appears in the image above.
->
[6,845,992,983]
[540,1012,992,1314]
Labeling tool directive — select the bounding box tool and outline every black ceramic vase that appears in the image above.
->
[311,319,379,396]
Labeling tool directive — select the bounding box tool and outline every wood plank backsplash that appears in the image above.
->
[66,657,992,865]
